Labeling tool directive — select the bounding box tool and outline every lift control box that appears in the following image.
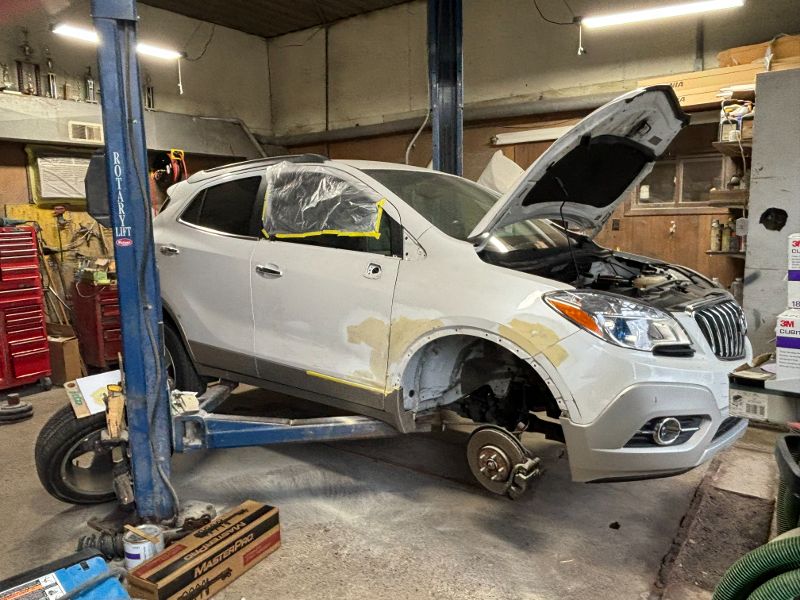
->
[0,548,129,600]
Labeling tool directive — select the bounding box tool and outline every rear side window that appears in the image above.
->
[181,176,261,236]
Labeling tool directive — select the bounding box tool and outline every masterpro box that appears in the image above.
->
[127,500,280,600]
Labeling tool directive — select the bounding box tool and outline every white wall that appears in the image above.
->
[0,0,272,135]
[268,0,800,138]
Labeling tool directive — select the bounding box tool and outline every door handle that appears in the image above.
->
[364,263,382,280]
[255,263,283,277]
[159,245,180,256]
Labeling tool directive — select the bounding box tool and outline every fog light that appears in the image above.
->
[653,417,682,446]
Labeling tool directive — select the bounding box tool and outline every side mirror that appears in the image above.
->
[84,151,111,227]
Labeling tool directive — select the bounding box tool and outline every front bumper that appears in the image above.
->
[560,382,748,482]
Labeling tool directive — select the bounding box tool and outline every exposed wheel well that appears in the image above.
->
[400,334,561,432]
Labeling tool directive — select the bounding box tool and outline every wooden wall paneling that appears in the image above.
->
[0,142,31,207]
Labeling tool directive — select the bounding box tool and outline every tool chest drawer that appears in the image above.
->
[71,281,121,368]
[0,226,51,391]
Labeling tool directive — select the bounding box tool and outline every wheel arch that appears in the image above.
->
[389,326,570,418]
[161,299,197,365]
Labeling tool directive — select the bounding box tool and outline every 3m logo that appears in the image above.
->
[780,319,796,327]
[793,240,800,247]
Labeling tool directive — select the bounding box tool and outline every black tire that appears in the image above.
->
[164,324,206,394]
[35,405,115,504]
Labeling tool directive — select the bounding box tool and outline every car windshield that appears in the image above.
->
[364,168,571,253]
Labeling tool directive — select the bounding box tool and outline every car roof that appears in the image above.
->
[186,155,440,184]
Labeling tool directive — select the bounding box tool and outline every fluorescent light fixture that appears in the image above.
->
[53,23,183,60]
[583,0,745,29]
[52,23,98,43]
[136,43,183,60]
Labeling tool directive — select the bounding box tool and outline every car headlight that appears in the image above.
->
[544,291,690,352]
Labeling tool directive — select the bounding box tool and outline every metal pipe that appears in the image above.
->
[266,90,620,148]
[195,115,267,158]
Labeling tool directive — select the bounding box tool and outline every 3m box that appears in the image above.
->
[776,309,800,382]
[789,234,800,310]
[127,500,280,600]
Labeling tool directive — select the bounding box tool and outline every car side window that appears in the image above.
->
[264,166,399,256]
[181,176,261,236]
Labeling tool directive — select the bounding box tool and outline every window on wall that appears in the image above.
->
[634,154,726,208]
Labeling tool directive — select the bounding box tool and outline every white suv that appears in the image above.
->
[154,86,749,485]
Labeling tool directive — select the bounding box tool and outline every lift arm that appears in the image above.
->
[91,0,175,521]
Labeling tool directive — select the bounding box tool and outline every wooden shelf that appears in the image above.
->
[706,250,746,259]
[713,140,752,159]
[707,188,748,208]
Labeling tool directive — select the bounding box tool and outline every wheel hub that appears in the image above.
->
[476,445,510,482]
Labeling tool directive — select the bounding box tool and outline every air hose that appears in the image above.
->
[712,535,800,600]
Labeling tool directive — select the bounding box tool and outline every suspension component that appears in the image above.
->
[467,425,541,499]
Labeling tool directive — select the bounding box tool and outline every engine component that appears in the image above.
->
[467,425,541,499]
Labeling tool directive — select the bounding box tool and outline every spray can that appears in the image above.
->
[721,219,731,252]
[730,277,744,305]
[710,219,722,252]
[123,524,165,569]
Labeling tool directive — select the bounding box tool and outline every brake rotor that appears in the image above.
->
[467,425,528,495]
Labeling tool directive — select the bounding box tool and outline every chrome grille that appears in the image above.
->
[689,298,747,360]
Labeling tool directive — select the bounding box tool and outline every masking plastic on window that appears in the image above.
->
[263,162,385,238]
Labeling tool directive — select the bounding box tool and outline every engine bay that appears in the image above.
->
[480,237,721,312]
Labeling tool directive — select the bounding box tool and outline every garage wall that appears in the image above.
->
[269,0,800,138]
[0,0,272,135]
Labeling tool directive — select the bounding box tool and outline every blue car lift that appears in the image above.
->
[428,0,463,176]
[92,0,464,521]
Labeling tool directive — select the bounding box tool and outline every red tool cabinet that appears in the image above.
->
[0,226,51,391]
[71,281,121,368]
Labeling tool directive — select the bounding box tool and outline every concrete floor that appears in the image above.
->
[1,386,756,600]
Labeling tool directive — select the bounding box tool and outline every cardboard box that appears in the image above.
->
[127,500,280,600]
[718,35,800,67]
[46,324,83,385]
[789,234,800,310]
[776,309,800,382]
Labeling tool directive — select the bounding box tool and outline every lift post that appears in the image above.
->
[427,0,464,176]
[91,0,175,521]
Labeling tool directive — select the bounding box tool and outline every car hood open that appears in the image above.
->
[469,86,689,241]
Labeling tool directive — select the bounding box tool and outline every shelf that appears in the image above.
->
[707,188,748,209]
[713,140,752,159]
[706,251,746,259]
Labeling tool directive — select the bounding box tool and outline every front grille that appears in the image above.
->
[690,298,747,360]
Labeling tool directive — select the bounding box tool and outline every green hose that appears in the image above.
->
[747,567,800,599]
[713,536,800,600]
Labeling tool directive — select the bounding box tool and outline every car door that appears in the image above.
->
[250,165,401,408]
[156,174,263,377]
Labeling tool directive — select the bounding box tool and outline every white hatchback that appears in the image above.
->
[154,86,749,488]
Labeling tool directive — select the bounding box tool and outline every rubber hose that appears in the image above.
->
[777,480,800,535]
[712,536,800,600]
[747,568,800,600]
